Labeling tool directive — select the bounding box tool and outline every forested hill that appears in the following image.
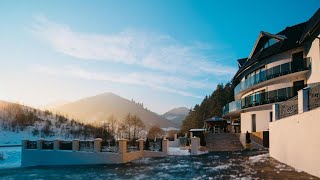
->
[181,83,234,133]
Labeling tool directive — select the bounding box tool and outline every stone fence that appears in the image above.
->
[21,138,169,167]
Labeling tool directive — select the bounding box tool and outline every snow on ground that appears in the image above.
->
[248,153,269,164]
[167,147,208,156]
[0,147,21,169]
[168,147,190,156]
[204,163,232,172]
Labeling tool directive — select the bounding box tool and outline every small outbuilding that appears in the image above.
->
[204,116,227,133]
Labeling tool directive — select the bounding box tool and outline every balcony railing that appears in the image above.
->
[222,99,241,116]
[223,86,304,116]
[234,58,311,96]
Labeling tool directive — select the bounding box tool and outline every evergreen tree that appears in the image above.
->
[181,82,234,133]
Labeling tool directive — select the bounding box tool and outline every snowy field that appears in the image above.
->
[167,147,208,156]
[0,149,316,179]
[0,147,21,169]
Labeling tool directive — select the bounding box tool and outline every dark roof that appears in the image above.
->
[232,8,320,84]
[233,22,307,82]
[237,58,247,67]
[300,8,320,43]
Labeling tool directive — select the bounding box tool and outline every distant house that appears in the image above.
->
[222,8,320,133]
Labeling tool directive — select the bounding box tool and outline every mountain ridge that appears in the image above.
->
[162,107,189,126]
[51,92,178,129]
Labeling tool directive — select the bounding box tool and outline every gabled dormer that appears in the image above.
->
[248,31,286,59]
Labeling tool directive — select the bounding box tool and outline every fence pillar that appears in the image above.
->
[298,87,310,114]
[22,140,28,150]
[174,134,178,141]
[272,103,280,121]
[37,139,44,150]
[138,139,144,151]
[94,138,102,153]
[53,139,61,150]
[190,132,193,138]
[191,137,200,155]
[72,139,80,151]
[162,139,169,154]
[118,139,127,154]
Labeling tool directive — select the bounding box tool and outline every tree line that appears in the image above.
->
[180,83,234,133]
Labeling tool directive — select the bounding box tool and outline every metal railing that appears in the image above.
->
[144,138,162,152]
[222,99,241,116]
[101,140,118,153]
[234,58,311,96]
[223,86,304,116]
[179,137,190,147]
[42,141,53,150]
[127,140,139,152]
[26,141,37,149]
[241,87,298,109]
[279,96,298,119]
[60,141,72,150]
[79,141,94,152]
[309,84,320,110]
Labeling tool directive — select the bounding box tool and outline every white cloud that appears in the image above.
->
[30,64,209,99]
[29,16,237,99]
[30,16,237,77]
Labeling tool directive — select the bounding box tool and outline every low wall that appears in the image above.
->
[269,108,320,178]
[144,151,167,158]
[22,150,123,166]
[168,140,179,147]
[21,138,169,167]
[124,151,143,162]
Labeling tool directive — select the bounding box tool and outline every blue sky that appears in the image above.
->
[0,1,319,114]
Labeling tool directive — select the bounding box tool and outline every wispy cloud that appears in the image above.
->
[30,16,236,76]
[30,64,207,99]
[29,16,236,99]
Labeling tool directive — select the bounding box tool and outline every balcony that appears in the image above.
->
[241,86,298,109]
[222,99,241,116]
[234,58,311,97]
[223,85,304,117]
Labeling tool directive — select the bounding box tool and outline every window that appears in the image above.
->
[260,38,279,52]
[245,66,266,80]
[251,114,256,132]
[270,112,273,122]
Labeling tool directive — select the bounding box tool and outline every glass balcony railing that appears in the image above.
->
[222,99,241,116]
[234,58,311,96]
[241,86,297,109]
[222,85,305,116]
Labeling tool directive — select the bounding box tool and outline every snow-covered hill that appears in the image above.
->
[0,100,107,145]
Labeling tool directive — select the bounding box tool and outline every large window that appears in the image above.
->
[259,38,279,52]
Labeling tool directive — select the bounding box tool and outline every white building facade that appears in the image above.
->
[222,9,320,134]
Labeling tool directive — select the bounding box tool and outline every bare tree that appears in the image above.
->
[107,114,117,137]
[147,125,164,139]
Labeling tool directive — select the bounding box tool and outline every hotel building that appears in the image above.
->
[222,8,320,133]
